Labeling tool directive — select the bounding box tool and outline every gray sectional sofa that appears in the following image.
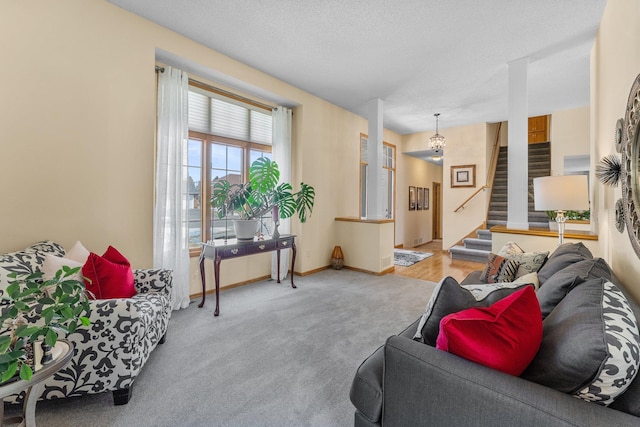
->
[350,243,640,426]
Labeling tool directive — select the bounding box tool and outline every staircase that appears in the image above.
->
[487,142,551,228]
[449,229,492,263]
[449,142,551,263]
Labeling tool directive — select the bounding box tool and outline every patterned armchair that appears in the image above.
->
[0,241,172,405]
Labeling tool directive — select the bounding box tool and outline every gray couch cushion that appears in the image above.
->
[537,242,593,285]
[536,257,612,318]
[522,278,640,405]
[413,276,532,346]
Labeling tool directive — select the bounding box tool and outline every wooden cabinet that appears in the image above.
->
[528,115,549,143]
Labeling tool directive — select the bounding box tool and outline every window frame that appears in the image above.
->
[359,133,396,219]
[187,131,272,256]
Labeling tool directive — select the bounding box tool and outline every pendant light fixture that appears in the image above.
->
[429,113,446,160]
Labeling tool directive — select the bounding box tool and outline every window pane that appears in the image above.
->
[361,136,368,162]
[360,164,367,218]
[210,144,226,170]
[249,150,271,165]
[227,145,243,172]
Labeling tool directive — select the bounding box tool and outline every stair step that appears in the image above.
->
[487,219,507,228]
[463,237,492,251]
[449,246,489,263]
[477,229,492,240]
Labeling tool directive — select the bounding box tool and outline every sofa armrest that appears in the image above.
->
[133,268,173,298]
[382,336,639,427]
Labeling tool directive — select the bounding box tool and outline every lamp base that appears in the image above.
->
[555,210,567,246]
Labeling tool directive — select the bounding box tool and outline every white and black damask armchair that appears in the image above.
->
[0,241,173,405]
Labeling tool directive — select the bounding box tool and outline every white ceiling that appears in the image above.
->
[109,0,606,136]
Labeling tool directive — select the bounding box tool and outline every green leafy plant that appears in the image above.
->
[0,266,91,383]
[545,210,590,221]
[211,157,316,223]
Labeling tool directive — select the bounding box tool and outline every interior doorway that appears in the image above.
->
[432,182,442,239]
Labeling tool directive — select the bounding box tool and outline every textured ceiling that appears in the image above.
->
[109,0,606,135]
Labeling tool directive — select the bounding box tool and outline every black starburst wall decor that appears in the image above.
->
[596,154,622,187]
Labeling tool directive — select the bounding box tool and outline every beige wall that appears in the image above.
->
[550,107,590,176]
[396,136,443,247]
[592,0,640,301]
[0,0,404,296]
[440,123,490,249]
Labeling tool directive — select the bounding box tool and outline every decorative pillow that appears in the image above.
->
[0,241,65,291]
[82,246,135,299]
[536,258,612,318]
[537,242,593,285]
[461,280,532,300]
[436,286,542,376]
[522,278,640,406]
[41,254,83,280]
[65,240,90,264]
[413,276,532,345]
[497,241,524,257]
[479,253,519,283]
[40,241,91,281]
[508,251,549,279]
[511,271,540,288]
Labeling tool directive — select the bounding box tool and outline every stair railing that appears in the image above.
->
[453,122,502,214]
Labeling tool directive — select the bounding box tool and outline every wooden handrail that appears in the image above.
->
[454,185,489,212]
[453,122,502,214]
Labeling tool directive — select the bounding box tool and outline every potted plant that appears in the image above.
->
[211,157,315,240]
[0,266,91,383]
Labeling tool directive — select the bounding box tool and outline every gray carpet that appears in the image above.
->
[18,269,436,427]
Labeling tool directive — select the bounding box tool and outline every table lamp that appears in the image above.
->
[533,175,589,246]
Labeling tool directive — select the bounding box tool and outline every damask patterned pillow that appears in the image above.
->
[0,241,65,291]
[522,278,640,406]
[479,253,519,283]
[498,241,524,257]
[508,251,549,279]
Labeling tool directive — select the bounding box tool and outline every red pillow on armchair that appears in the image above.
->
[82,246,136,299]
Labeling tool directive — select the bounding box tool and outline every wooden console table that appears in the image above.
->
[199,235,297,316]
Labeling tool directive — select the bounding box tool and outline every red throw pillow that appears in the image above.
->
[436,286,542,376]
[82,246,136,299]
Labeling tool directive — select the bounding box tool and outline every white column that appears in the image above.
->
[507,58,529,230]
[366,98,386,219]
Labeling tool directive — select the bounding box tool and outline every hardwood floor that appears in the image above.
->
[392,240,484,283]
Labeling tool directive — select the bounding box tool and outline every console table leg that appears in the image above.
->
[276,249,281,283]
[214,255,222,316]
[290,241,297,289]
[198,252,206,308]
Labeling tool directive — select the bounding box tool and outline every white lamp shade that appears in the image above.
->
[533,175,589,211]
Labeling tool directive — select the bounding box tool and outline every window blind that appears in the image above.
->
[188,88,272,145]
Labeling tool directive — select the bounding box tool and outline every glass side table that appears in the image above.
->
[0,340,74,427]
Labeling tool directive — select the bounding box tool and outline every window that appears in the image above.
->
[185,85,273,250]
[360,134,395,219]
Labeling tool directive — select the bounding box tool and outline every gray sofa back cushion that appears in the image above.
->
[522,277,640,406]
[536,257,612,318]
[537,242,593,285]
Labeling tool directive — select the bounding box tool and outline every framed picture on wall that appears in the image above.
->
[416,187,423,210]
[424,188,430,210]
[451,164,476,188]
[409,186,416,210]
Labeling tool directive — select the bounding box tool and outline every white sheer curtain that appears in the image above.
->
[271,107,292,280]
[154,66,191,310]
